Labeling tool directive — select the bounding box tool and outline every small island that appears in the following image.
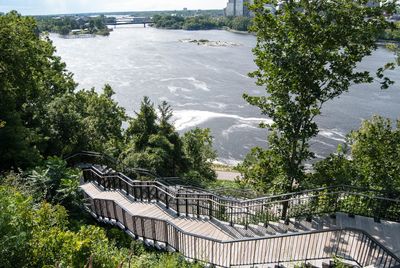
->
[179,38,242,47]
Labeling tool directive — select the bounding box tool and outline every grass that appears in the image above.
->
[211,163,239,173]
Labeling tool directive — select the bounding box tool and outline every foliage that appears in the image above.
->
[237,147,286,194]
[182,128,217,181]
[308,116,400,221]
[0,187,33,267]
[0,184,202,268]
[313,116,400,197]
[42,85,127,157]
[152,15,186,29]
[379,21,400,41]
[122,97,189,177]
[309,144,358,188]
[240,0,395,200]
[229,16,253,31]
[0,11,74,170]
[26,157,82,209]
[36,15,110,36]
[349,116,400,195]
[152,15,252,32]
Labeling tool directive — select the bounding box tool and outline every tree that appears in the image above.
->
[310,116,400,218]
[313,117,400,196]
[349,116,400,196]
[75,85,126,156]
[182,128,217,181]
[241,0,395,203]
[122,98,188,177]
[125,96,159,151]
[309,144,357,188]
[0,11,75,170]
[230,16,252,31]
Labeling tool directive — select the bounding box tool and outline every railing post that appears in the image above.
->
[132,216,138,239]
[176,193,180,216]
[175,229,179,251]
[98,199,103,218]
[197,198,200,219]
[112,201,117,220]
[165,192,169,209]
[164,221,169,248]
[155,186,159,203]
[245,206,249,229]
[122,210,127,230]
[186,194,189,216]
[133,185,137,201]
[230,203,234,227]
[152,219,156,244]
[229,242,233,267]
[209,198,213,219]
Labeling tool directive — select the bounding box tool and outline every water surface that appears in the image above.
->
[51,26,400,164]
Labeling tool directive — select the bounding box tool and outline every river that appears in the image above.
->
[50,26,400,165]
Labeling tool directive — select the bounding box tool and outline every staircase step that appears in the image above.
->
[247,225,266,237]
[268,221,287,234]
[256,224,276,235]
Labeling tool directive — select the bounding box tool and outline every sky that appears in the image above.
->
[0,0,227,15]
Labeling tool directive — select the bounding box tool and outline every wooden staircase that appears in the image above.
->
[80,180,400,268]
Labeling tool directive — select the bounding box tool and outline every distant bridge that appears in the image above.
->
[106,17,153,28]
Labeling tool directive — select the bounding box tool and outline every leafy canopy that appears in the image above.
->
[240,0,395,194]
[312,116,400,197]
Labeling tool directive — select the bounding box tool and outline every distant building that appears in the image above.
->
[183,8,188,11]
[224,0,254,17]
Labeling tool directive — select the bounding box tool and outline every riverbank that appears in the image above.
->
[223,27,254,35]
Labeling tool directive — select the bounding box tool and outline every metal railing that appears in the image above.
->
[82,165,400,227]
[83,193,400,268]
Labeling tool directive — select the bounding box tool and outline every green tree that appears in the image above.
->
[309,144,357,188]
[312,116,400,195]
[125,96,159,151]
[311,116,400,218]
[0,11,75,170]
[75,85,126,156]
[122,98,188,177]
[241,0,395,204]
[349,116,400,196]
[41,85,126,157]
[182,128,217,181]
[157,101,188,176]
[230,16,252,31]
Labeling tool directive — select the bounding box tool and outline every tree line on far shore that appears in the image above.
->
[152,15,253,32]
